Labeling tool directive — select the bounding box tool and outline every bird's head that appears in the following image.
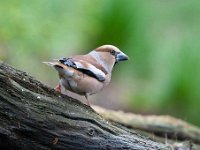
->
[90,45,129,73]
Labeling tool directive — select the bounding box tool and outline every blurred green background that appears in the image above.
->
[0,0,200,126]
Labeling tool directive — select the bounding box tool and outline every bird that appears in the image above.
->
[43,45,129,106]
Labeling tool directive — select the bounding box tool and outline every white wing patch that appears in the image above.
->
[74,61,106,81]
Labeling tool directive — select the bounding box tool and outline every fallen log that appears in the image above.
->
[93,106,200,149]
[0,61,170,149]
[93,106,200,144]
[0,61,198,150]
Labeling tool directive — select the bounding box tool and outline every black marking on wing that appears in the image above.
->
[78,68,105,81]
[54,65,63,69]
[59,57,105,81]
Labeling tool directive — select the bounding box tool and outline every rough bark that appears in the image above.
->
[0,61,171,150]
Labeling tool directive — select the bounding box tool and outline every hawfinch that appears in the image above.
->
[44,45,128,105]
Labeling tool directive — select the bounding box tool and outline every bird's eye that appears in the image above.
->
[110,50,116,56]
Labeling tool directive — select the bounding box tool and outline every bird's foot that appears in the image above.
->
[85,94,91,106]
[86,99,91,106]
[55,84,61,92]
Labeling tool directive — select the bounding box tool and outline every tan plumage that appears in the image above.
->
[44,45,128,105]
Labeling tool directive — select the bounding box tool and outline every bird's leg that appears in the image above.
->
[55,83,61,92]
[85,94,90,106]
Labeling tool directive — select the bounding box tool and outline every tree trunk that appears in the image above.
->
[0,62,197,150]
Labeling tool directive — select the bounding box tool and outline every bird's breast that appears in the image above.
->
[60,73,111,96]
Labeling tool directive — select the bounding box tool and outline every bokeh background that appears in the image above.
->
[0,0,200,126]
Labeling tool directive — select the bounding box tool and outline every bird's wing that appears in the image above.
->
[71,54,108,74]
[58,57,106,81]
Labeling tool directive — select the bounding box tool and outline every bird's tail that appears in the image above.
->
[43,61,57,67]
[43,61,65,69]
[43,61,74,77]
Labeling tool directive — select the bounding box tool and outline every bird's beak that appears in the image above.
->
[116,52,129,62]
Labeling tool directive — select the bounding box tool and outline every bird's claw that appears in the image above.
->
[55,84,61,93]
